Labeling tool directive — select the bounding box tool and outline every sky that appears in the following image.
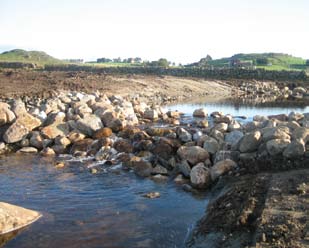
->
[0,0,309,64]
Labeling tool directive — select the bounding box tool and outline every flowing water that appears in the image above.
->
[0,155,207,248]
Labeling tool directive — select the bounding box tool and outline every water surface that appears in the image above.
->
[0,155,208,248]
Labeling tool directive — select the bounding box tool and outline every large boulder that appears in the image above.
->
[238,131,262,153]
[266,139,291,156]
[190,163,211,189]
[203,136,219,155]
[283,139,305,158]
[41,122,70,139]
[261,127,290,142]
[76,115,103,136]
[0,202,41,235]
[3,113,41,143]
[292,127,309,143]
[132,160,153,177]
[210,159,237,181]
[225,130,244,146]
[193,108,207,118]
[177,146,209,165]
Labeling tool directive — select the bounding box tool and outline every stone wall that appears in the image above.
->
[43,64,309,82]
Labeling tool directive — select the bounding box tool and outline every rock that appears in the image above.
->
[0,102,15,126]
[214,115,232,124]
[0,202,41,235]
[43,112,66,126]
[214,150,240,164]
[283,139,305,158]
[11,99,27,116]
[29,131,44,149]
[76,115,103,136]
[193,108,207,118]
[239,152,257,163]
[101,111,118,127]
[177,128,192,142]
[151,137,179,160]
[193,131,203,141]
[196,120,209,128]
[210,159,237,181]
[41,123,70,139]
[243,121,263,132]
[143,192,160,199]
[166,110,181,118]
[266,139,291,156]
[93,127,113,139]
[177,146,209,165]
[70,138,93,154]
[177,160,191,178]
[292,127,309,143]
[55,136,71,147]
[288,112,304,122]
[239,131,262,153]
[203,136,219,155]
[262,127,290,142]
[95,146,117,161]
[114,139,133,153]
[17,147,38,153]
[225,130,244,146]
[228,120,241,131]
[292,87,306,96]
[143,109,158,120]
[67,130,86,143]
[3,113,41,143]
[190,163,211,189]
[253,115,268,122]
[174,174,187,184]
[214,123,228,133]
[132,160,153,177]
[152,164,168,175]
[268,114,288,122]
[40,147,55,156]
[210,129,224,142]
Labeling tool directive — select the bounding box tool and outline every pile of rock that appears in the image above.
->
[0,93,308,191]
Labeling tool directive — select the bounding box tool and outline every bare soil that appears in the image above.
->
[0,69,232,103]
[187,169,309,248]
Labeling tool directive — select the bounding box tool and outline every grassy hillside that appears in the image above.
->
[0,49,62,65]
[205,53,308,71]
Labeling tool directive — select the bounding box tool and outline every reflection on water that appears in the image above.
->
[0,155,208,248]
[166,98,309,120]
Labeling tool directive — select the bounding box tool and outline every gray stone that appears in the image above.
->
[193,108,207,118]
[177,146,209,165]
[283,139,305,158]
[225,130,244,146]
[210,159,237,181]
[239,131,262,153]
[190,163,211,189]
[177,128,192,143]
[17,147,38,153]
[266,139,290,156]
[76,114,103,136]
[177,160,191,178]
[262,127,290,142]
[203,136,219,155]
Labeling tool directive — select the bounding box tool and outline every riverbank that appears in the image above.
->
[0,79,308,246]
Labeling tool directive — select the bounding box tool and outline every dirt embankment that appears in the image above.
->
[0,69,232,102]
[187,169,309,248]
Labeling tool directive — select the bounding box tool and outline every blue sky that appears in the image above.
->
[0,0,308,63]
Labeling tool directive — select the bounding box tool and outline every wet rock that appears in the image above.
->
[193,108,207,118]
[283,139,305,158]
[151,137,178,160]
[210,159,237,181]
[214,122,228,133]
[143,192,160,199]
[151,174,169,182]
[95,146,117,161]
[268,114,288,122]
[132,160,153,177]
[239,152,257,162]
[174,174,187,184]
[67,130,86,143]
[177,146,209,165]
[0,202,41,235]
[3,113,41,143]
[214,115,232,124]
[203,136,219,155]
[152,164,168,175]
[40,147,55,156]
[76,114,103,136]
[228,120,241,131]
[190,163,211,189]
[239,131,262,153]
[70,138,93,154]
[196,120,209,128]
[266,139,291,156]
[166,110,181,118]
[54,136,71,147]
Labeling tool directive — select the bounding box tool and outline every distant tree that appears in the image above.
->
[306,59,309,66]
[134,57,142,63]
[157,58,169,67]
[113,57,122,63]
[256,58,269,66]
[97,57,112,63]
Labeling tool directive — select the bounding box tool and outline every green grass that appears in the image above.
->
[206,53,308,71]
[0,49,63,65]
[84,62,143,67]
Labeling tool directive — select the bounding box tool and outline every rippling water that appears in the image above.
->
[0,155,208,248]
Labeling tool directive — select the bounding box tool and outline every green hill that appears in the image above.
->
[0,49,62,65]
[194,53,307,71]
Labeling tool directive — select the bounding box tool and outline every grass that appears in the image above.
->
[0,49,63,65]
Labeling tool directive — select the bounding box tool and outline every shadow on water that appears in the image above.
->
[0,154,208,248]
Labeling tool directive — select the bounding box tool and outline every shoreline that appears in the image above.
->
[0,73,308,247]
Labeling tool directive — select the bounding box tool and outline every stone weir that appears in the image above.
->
[0,91,308,191]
